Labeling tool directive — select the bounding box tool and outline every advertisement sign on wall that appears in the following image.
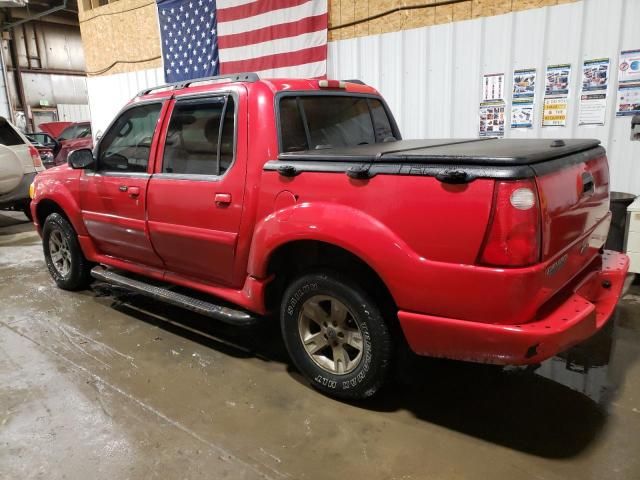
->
[479,101,505,137]
[511,98,534,128]
[545,64,572,96]
[542,97,568,126]
[482,73,505,101]
[616,49,640,116]
[512,69,536,98]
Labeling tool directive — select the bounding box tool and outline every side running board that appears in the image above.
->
[90,266,258,326]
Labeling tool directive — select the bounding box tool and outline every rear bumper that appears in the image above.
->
[398,251,629,365]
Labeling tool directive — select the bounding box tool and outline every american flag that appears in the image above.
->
[157,0,328,83]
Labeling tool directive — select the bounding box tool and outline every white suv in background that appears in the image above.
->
[0,117,44,220]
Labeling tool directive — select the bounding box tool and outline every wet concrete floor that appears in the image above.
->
[1,210,640,479]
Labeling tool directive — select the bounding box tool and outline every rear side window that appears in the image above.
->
[279,95,395,152]
[162,96,235,176]
[0,122,24,146]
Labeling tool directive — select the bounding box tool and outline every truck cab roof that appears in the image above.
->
[133,73,380,102]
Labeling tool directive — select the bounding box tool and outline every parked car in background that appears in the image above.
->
[38,121,72,139]
[0,117,44,219]
[27,132,58,151]
[25,134,55,168]
[53,122,93,165]
[30,75,629,400]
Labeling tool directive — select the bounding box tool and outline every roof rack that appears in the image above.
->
[136,72,260,97]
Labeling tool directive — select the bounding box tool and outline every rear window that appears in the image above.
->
[279,95,395,152]
[0,122,24,146]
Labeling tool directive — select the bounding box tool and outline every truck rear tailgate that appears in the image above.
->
[532,149,610,259]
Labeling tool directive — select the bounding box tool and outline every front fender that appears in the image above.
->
[248,202,425,303]
[32,170,87,236]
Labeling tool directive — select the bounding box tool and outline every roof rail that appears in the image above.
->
[136,72,260,97]
[341,79,366,85]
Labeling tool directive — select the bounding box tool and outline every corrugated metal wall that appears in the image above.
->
[328,0,640,194]
[86,67,163,137]
[57,103,91,122]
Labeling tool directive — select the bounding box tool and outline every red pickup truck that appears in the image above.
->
[30,74,629,399]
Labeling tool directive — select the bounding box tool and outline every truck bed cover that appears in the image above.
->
[279,138,602,166]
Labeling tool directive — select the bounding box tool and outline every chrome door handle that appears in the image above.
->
[215,193,232,206]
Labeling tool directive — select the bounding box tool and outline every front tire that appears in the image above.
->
[280,271,393,400]
[42,213,92,290]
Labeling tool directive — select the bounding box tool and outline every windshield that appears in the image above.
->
[279,95,396,152]
[59,124,91,140]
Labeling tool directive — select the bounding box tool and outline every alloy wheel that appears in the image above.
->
[48,229,71,277]
[298,294,364,375]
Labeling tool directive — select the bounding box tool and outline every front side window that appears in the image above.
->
[162,95,235,176]
[279,95,396,152]
[98,103,162,173]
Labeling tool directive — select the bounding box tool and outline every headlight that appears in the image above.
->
[29,182,35,199]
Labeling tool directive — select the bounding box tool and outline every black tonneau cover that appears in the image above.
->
[279,138,601,166]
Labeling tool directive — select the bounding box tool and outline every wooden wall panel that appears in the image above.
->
[329,0,580,39]
[78,0,162,75]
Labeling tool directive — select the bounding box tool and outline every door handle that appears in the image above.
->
[128,186,140,198]
[215,193,232,206]
[581,172,594,195]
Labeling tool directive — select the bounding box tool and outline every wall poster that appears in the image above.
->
[512,69,536,98]
[545,64,572,96]
[616,49,640,116]
[582,58,609,91]
[542,97,568,127]
[511,99,534,128]
[479,101,505,137]
[578,93,607,126]
[482,73,505,101]
[511,68,536,128]
[579,58,609,126]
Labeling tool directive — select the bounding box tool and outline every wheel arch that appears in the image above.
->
[34,193,87,236]
[262,239,402,335]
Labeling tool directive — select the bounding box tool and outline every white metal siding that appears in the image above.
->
[86,67,164,138]
[328,0,640,194]
[57,104,91,123]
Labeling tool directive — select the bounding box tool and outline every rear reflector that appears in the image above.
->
[29,145,42,168]
[478,179,541,267]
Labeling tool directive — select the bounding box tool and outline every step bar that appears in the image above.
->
[90,266,258,326]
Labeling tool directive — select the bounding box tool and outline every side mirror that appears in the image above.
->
[68,148,95,169]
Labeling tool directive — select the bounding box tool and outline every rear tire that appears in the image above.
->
[42,213,92,290]
[280,271,393,400]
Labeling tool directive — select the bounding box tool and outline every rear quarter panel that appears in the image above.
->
[255,172,494,265]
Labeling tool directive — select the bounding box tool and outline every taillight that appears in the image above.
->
[29,145,42,168]
[478,179,541,267]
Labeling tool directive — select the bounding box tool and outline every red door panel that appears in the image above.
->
[79,101,167,268]
[146,89,247,286]
[80,173,163,268]
[146,178,244,284]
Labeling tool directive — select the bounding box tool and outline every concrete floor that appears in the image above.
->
[1,210,640,480]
